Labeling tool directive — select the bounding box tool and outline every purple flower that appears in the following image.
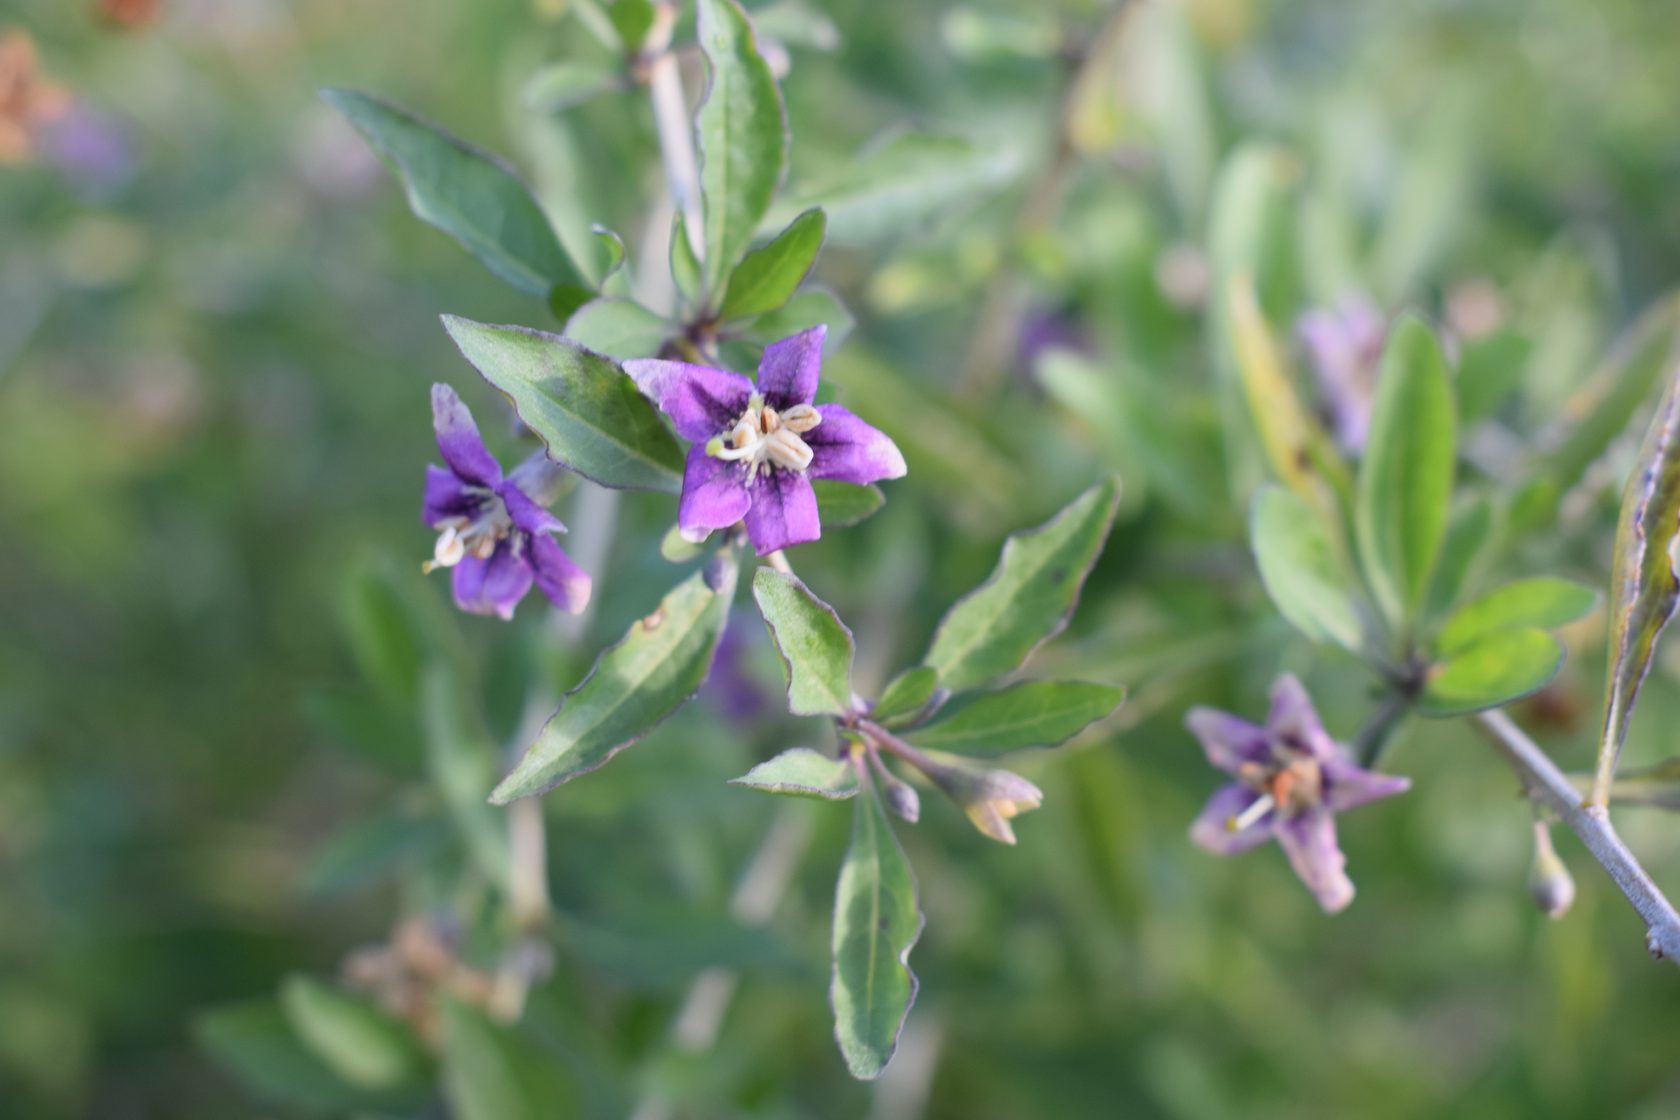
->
[421,384,590,620]
[1297,297,1387,455]
[1186,675,1409,913]
[623,326,906,556]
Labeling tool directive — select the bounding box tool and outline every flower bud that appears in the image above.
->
[1529,821,1575,920]
[866,748,920,822]
[915,749,1043,845]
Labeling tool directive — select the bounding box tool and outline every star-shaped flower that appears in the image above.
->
[624,325,906,556]
[1186,674,1410,912]
[422,384,590,620]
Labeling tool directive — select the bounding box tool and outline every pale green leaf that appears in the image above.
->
[730,747,858,799]
[280,976,429,1097]
[196,1001,371,1115]
[1419,628,1562,717]
[908,680,1124,756]
[522,59,623,113]
[812,480,884,528]
[1250,485,1364,651]
[751,285,854,349]
[752,567,855,716]
[1436,578,1599,655]
[438,998,579,1120]
[564,298,672,359]
[871,667,939,724]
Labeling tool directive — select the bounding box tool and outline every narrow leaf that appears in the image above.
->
[196,1001,371,1114]
[831,779,923,1080]
[670,211,703,309]
[908,680,1124,756]
[812,480,884,528]
[697,0,789,293]
[720,208,826,321]
[1419,628,1563,717]
[924,478,1121,691]
[752,567,856,716]
[1425,497,1493,619]
[522,60,622,113]
[322,89,584,297]
[280,976,429,1097]
[564,298,673,359]
[443,316,683,493]
[1436,578,1599,655]
[1355,315,1457,627]
[1250,485,1365,651]
[730,747,858,799]
[438,998,579,1120]
[872,667,939,723]
[422,667,512,893]
[491,553,739,802]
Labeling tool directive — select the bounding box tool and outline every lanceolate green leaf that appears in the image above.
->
[720,208,826,321]
[322,89,586,301]
[908,680,1124,756]
[1436,577,1599,655]
[1250,485,1365,651]
[752,567,856,716]
[812,480,884,528]
[491,553,739,802]
[924,477,1121,691]
[563,298,673,359]
[696,0,789,294]
[730,747,858,799]
[437,998,580,1120]
[279,976,429,1097]
[443,316,683,493]
[1419,627,1562,717]
[1355,315,1457,629]
[872,666,939,724]
[421,666,511,893]
[831,779,923,1081]
[1593,367,1680,804]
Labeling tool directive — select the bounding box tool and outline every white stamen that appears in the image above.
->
[1227,793,1275,833]
[422,495,513,574]
[708,397,820,479]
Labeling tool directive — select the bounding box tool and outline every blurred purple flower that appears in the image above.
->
[625,325,906,556]
[1297,297,1387,455]
[40,103,136,197]
[421,384,590,620]
[1186,674,1409,913]
[705,608,771,721]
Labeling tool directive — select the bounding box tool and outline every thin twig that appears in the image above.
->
[1474,709,1680,962]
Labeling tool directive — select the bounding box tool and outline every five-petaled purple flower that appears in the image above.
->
[422,384,591,620]
[1186,674,1410,913]
[623,325,906,556]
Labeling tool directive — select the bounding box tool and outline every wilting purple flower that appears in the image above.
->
[1297,297,1387,455]
[1186,675,1409,913]
[624,325,906,556]
[421,384,590,620]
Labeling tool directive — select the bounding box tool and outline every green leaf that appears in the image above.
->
[279,976,429,1097]
[1436,578,1599,655]
[831,780,922,1080]
[1595,368,1680,800]
[812,480,884,528]
[872,667,939,724]
[908,680,1124,756]
[321,88,584,298]
[1425,497,1494,620]
[491,554,739,802]
[196,1000,371,1115]
[752,567,855,716]
[1419,628,1563,717]
[522,59,622,113]
[438,998,579,1120]
[443,316,683,493]
[659,523,708,563]
[422,666,512,893]
[924,478,1121,691]
[301,804,447,896]
[670,211,704,310]
[1355,316,1457,628]
[1456,329,1532,423]
[1250,485,1364,651]
[606,0,658,50]
[719,208,826,321]
[751,285,854,349]
[730,747,858,799]
[564,298,673,359]
[1600,756,1680,811]
[697,0,789,293]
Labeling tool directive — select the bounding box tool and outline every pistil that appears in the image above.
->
[706,394,821,481]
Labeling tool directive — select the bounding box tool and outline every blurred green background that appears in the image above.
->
[5,0,1680,1116]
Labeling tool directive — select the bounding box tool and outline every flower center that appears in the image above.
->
[1227,752,1324,830]
[705,393,820,482]
[423,490,513,572]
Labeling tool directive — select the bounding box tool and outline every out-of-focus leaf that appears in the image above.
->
[1425,497,1493,620]
[522,60,623,113]
[301,688,423,778]
[659,523,708,563]
[492,553,738,801]
[750,286,855,349]
[422,666,512,892]
[1593,367,1680,802]
[588,225,626,284]
[924,478,1121,690]
[751,0,842,50]
[1355,316,1457,629]
[670,212,703,310]
[1436,578,1599,656]
[720,208,825,322]
[872,667,939,724]
[812,480,883,527]
[443,316,683,493]
[301,803,448,896]
[907,680,1123,756]
[752,567,855,716]
[1370,92,1474,303]
[831,780,922,1081]
[438,997,579,1120]
[321,89,587,302]
[1250,485,1364,652]
[730,747,858,799]
[195,1000,371,1115]
[564,298,672,359]
[279,976,430,1099]
[1419,628,1562,717]
[697,0,788,293]
[559,909,806,988]
[606,0,657,50]
[1601,757,1680,811]
[1456,329,1532,423]
[339,562,425,704]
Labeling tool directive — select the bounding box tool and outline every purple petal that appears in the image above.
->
[498,480,564,536]
[678,445,752,540]
[1322,760,1411,814]
[423,464,485,527]
[803,405,907,485]
[431,384,502,487]
[1275,809,1355,913]
[529,534,591,614]
[1190,783,1274,855]
[743,470,820,556]
[755,325,826,409]
[623,359,755,441]
[1266,674,1339,761]
[451,539,534,620]
[1185,707,1271,773]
